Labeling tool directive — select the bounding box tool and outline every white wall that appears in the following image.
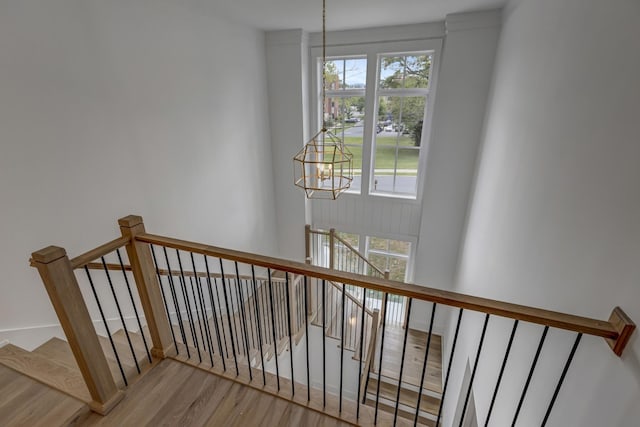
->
[414,10,501,290]
[265,30,309,262]
[450,0,640,425]
[0,0,278,346]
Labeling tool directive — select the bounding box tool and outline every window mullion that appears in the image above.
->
[361,52,378,196]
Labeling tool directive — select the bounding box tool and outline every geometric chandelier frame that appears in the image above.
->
[293,128,353,200]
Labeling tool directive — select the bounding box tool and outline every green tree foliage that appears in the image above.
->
[380,55,431,89]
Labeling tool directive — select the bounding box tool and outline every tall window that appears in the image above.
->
[366,237,411,282]
[324,57,367,192]
[316,44,437,199]
[373,54,431,196]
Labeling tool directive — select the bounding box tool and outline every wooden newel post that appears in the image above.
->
[32,246,124,415]
[118,215,174,358]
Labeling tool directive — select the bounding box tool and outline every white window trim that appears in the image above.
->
[310,38,442,203]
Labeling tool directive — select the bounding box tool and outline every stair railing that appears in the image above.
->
[32,215,635,426]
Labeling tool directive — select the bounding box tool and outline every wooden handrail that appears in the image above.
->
[332,233,386,277]
[328,281,374,317]
[69,236,131,269]
[134,232,629,343]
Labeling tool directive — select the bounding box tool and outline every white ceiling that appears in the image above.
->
[199,0,506,32]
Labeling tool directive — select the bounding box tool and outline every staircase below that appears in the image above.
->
[362,326,443,426]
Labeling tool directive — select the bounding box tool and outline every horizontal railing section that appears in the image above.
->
[32,215,635,426]
[138,233,622,339]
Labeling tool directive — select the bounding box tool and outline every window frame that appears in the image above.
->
[310,39,441,202]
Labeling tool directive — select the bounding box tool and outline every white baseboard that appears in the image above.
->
[0,314,149,351]
[0,340,9,348]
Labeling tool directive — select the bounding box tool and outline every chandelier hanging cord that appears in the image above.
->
[321,0,327,137]
[292,0,353,200]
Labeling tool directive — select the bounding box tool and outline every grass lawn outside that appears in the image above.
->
[343,135,419,175]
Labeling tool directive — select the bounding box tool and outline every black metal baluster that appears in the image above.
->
[374,292,389,425]
[195,275,215,367]
[246,280,257,350]
[436,308,463,427]
[394,298,413,425]
[459,314,490,427]
[235,262,252,381]
[162,247,189,358]
[356,288,367,419]
[189,277,207,360]
[176,250,201,362]
[84,266,127,386]
[251,266,266,386]
[485,319,519,426]
[541,333,583,426]
[219,259,239,376]
[261,279,270,346]
[233,275,247,356]
[101,256,140,374]
[212,276,229,359]
[339,282,346,412]
[285,273,295,396]
[204,256,226,371]
[303,275,311,402]
[322,279,326,408]
[511,326,549,426]
[117,249,152,364]
[267,268,280,390]
[230,279,241,354]
[191,253,214,365]
[237,280,245,353]
[415,302,437,426]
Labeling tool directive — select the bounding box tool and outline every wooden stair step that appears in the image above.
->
[366,377,440,416]
[363,397,436,427]
[0,343,91,403]
[0,364,89,426]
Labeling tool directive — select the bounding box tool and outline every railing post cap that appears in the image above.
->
[118,215,144,228]
[31,246,67,264]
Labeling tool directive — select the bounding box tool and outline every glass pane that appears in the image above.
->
[325,96,364,191]
[344,58,367,89]
[379,54,432,89]
[369,237,388,251]
[325,57,367,91]
[372,96,424,196]
[388,257,407,281]
[368,253,388,272]
[404,55,431,89]
[324,59,344,91]
[388,239,410,256]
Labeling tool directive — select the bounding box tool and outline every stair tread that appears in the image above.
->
[0,343,92,403]
[364,397,436,427]
[366,377,440,415]
[35,336,150,390]
[0,364,89,426]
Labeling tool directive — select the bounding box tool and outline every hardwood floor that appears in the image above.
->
[0,364,88,427]
[80,359,352,427]
[376,326,442,393]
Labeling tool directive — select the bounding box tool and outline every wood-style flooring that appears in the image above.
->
[80,359,351,427]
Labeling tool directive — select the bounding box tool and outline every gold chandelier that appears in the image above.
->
[293,0,353,200]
